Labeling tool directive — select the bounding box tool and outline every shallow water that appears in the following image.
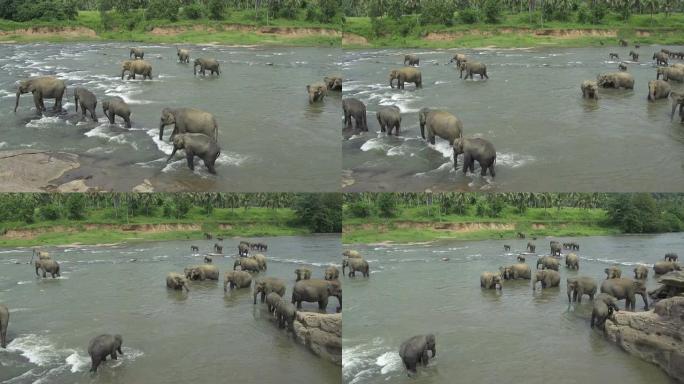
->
[342,233,682,384]
[341,46,684,192]
[0,235,341,383]
[0,43,341,191]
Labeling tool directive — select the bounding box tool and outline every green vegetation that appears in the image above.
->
[0,193,341,247]
[343,193,684,244]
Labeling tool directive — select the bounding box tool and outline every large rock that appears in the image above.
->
[604,296,684,381]
[0,150,79,191]
[293,312,341,366]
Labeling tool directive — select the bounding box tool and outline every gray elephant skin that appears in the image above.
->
[600,278,648,310]
[653,260,681,275]
[193,57,220,76]
[14,76,66,114]
[324,266,339,280]
[597,72,634,89]
[234,257,260,273]
[449,53,468,67]
[377,105,401,135]
[88,334,123,372]
[265,292,281,313]
[0,304,8,348]
[453,137,496,176]
[633,265,649,280]
[306,82,327,103]
[419,108,463,146]
[459,61,488,80]
[653,51,669,66]
[167,133,220,174]
[657,66,684,82]
[130,48,144,59]
[399,334,436,375]
[159,107,218,141]
[102,96,132,128]
[672,92,684,122]
[223,270,252,291]
[565,253,579,270]
[250,254,267,271]
[177,48,190,63]
[567,276,596,303]
[550,241,562,256]
[648,79,671,101]
[295,268,312,281]
[532,270,561,289]
[480,272,502,289]
[184,264,219,281]
[166,272,190,292]
[342,258,369,277]
[500,263,531,280]
[581,80,599,99]
[389,68,422,89]
[73,87,98,121]
[291,279,342,311]
[404,54,419,66]
[253,277,286,304]
[276,301,297,331]
[536,256,559,271]
[343,98,367,131]
[35,259,60,278]
[605,266,622,279]
[591,293,619,330]
[121,60,152,80]
[324,76,342,91]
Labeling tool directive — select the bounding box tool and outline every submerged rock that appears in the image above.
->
[604,296,684,381]
[292,312,341,365]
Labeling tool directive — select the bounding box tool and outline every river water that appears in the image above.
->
[341,46,684,192]
[342,233,682,384]
[0,43,341,191]
[0,235,341,383]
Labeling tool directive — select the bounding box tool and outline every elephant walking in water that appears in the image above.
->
[223,270,252,291]
[130,47,144,59]
[376,105,401,135]
[343,98,368,131]
[121,60,152,80]
[591,294,620,330]
[88,334,123,372]
[306,82,327,103]
[399,334,436,376]
[167,134,221,174]
[459,61,488,80]
[14,76,66,114]
[166,272,190,292]
[600,278,648,311]
[342,258,369,277]
[389,68,422,89]
[597,72,634,89]
[324,76,342,91]
[193,58,220,76]
[648,80,671,101]
[253,277,286,304]
[453,137,496,177]
[35,259,60,278]
[0,304,8,348]
[102,96,132,128]
[73,87,98,122]
[291,279,342,312]
[419,108,463,146]
[404,54,419,66]
[159,107,218,142]
[177,48,190,63]
[581,80,599,99]
[567,276,597,303]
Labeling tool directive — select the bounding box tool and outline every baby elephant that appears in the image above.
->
[167,133,221,174]
[102,96,132,128]
[399,334,436,376]
[73,87,98,122]
[294,268,312,281]
[453,137,496,177]
[581,80,599,99]
[377,105,401,135]
[609,53,619,60]
[306,82,327,103]
[591,293,619,330]
[88,334,123,372]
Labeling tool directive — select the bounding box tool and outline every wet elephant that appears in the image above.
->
[527,242,536,253]
[449,53,468,67]
[73,87,98,122]
[184,264,219,281]
[129,48,144,59]
[550,241,562,256]
[633,265,648,280]
[404,54,419,66]
[565,253,580,270]
[459,61,488,80]
[0,304,8,348]
[653,260,681,275]
[204,255,213,263]
[377,105,401,135]
[253,277,286,304]
[193,57,220,76]
[629,51,639,61]
[591,293,620,330]
[605,266,622,279]
[343,250,362,258]
[671,92,684,122]
[343,98,368,131]
[234,258,260,273]
[581,80,599,99]
[14,76,66,114]
[567,276,596,303]
[653,51,669,66]
[324,266,339,280]
[102,96,132,128]
[648,79,671,101]
[600,278,648,310]
[532,270,561,289]
[291,279,342,311]
[609,53,620,60]
[294,268,312,281]
[88,334,123,372]
[159,107,218,141]
[536,256,559,271]
[597,72,634,89]
[657,66,684,82]
[499,263,531,280]
[342,258,369,277]
[35,259,60,278]
[276,300,297,330]
[664,253,678,262]
[399,334,436,376]
[177,48,190,63]
[480,271,502,289]
[223,270,252,291]
[167,133,221,175]
[324,76,342,91]
[453,137,496,176]
[238,242,250,257]
[250,254,267,271]
[166,272,190,292]
[121,60,152,80]
[419,108,463,146]
[265,292,281,313]
[389,68,422,89]
[306,82,327,103]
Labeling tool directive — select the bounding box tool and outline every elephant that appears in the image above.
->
[618,63,628,71]
[605,266,622,279]
[453,137,496,177]
[193,57,220,76]
[499,263,531,280]
[399,334,436,376]
[389,68,422,89]
[121,60,152,80]
[265,292,281,313]
[653,51,669,66]
[657,66,684,82]
[342,258,369,277]
[567,276,597,303]
[609,53,620,60]
[213,243,223,253]
[324,76,342,91]
[633,265,649,280]
[159,107,218,142]
[343,250,362,258]
[234,257,260,273]
[250,254,267,271]
[276,301,297,331]
[653,261,681,275]
[342,98,368,131]
[88,334,123,372]
[167,133,221,175]
[550,241,562,256]
[217,236,224,242]
[619,39,628,47]
[665,253,679,262]
[671,92,684,122]
[537,256,559,271]
[597,72,634,89]
[35,259,60,278]
[377,105,402,135]
[532,270,561,289]
[177,48,190,63]
[223,270,253,291]
[238,242,250,257]
[480,272,503,289]
[591,293,620,330]
[73,87,98,122]
[253,277,286,304]
[459,61,488,80]
[517,255,526,263]
[166,272,190,292]
[190,245,199,252]
[449,53,468,67]
[581,80,599,99]
[204,256,213,263]
[102,97,132,128]
[517,232,526,239]
[0,304,8,348]
[130,47,144,59]
[306,82,327,103]
[629,51,639,61]
[324,266,339,280]
[204,232,213,240]
[527,242,536,253]
[600,277,648,310]
[504,245,510,252]
[419,108,463,146]
[14,76,66,114]
[565,253,580,270]
[184,264,219,281]
[648,79,671,101]
[291,279,342,311]
[295,268,312,281]
[404,54,419,66]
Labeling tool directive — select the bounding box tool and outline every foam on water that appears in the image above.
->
[25,116,63,129]
[6,334,64,366]
[360,138,392,153]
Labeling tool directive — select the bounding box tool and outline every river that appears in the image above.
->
[0,235,341,383]
[341,46,684,192]
[342,233,681,384]
[0,43,341,192]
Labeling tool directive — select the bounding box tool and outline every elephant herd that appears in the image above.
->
[307,76,343,104]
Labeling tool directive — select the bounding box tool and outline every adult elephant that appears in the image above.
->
[325,266,339,280]
[253,277,286,304]
[419,108,463,146]
[88,334,123,372]
[238,242,250,256]
[404,54,419,66]
[14,76,66,114]
[291,279,342,311]
[565,253,580,270]
[233,257,260,273]
[389,68,422,89]
[605,266,622,279]
[250,254,267,271]
[653,51,669,66]
[550,241,562,256]
[130,47,144,59]
[665,253,678,262]
[453,137,496,176]
[343,98,368,131]
[536,256,559,271]
[73,87,98,122]
[657,66,684,82]
[306,82,327,103]
[223,270,252,291]
[567,276,596,303]
[480,272,502,289]
[177,48,190,63]
[581,80,599,99]
[449,53,468,67]
[102,96,132,128]
[633,265,649,280]
[343,250,362,258]
[0,304,8,348]
[121,60,152,80]
[265,292,281,314]
[629,51,639,61]
[399,334,436,376]
[532,270,561,289]
[377,105,402,135]
[184,264,219,281]
[526,242,536,253]
[324,76,342,91]
[35,259,60,278]
[294,268,312,281]
[459,61,488,80]
[166,272,190,292]
[672,92,684,123]
[499,263,531,280]
[193,58,220,76]
[653,260,681,275]
[591,293,620,330]
[600,278,648,310]
[648,79,671,101]
[159,107,218,142]
[342,258,369,277]
[597,72,634,89]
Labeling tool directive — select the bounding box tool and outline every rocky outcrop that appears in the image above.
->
[293,312,341,366]
[604,296,684,381]
[0,150,80,192]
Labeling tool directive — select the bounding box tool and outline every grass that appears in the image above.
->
[0,207,310,248]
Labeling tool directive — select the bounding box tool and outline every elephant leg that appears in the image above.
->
[480,162,487,177]
[42,271,47,278]
[462,154,471,174]
[32,93,43,113]
[429,134,435,145]
[205,159,217,175]
[111,350,117,360]
[319,298,328,311]
[186,154,195,171]
[90,357,102,372]
[489,163,495,177]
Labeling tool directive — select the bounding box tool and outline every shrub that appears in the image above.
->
[207,0,225,20]
[482,0,502,24]
[420,0,455,26]
[66,195,86,220]
[146,0,179,21]
[576,3,591,23]
[183,3,205,19]
[377,193,400,218]
[459,8,479,24]
[40,204,61,221]
[348,201,373,218]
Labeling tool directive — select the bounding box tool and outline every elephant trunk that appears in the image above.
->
[121,70,126,80]
[74,94,79,112]
[159,123,165,141]
[193,64,197,76]
[14,90,21,112]
[389,78,394,88]
[184,282,190,292]
[672,102,678,121]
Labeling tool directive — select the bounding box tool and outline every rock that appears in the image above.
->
[0,150,79,191]
[604,296,684,381]
[293,312,341,365]
[132,179,154,193]
[56,179,93,192]
[649,271,684,301]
